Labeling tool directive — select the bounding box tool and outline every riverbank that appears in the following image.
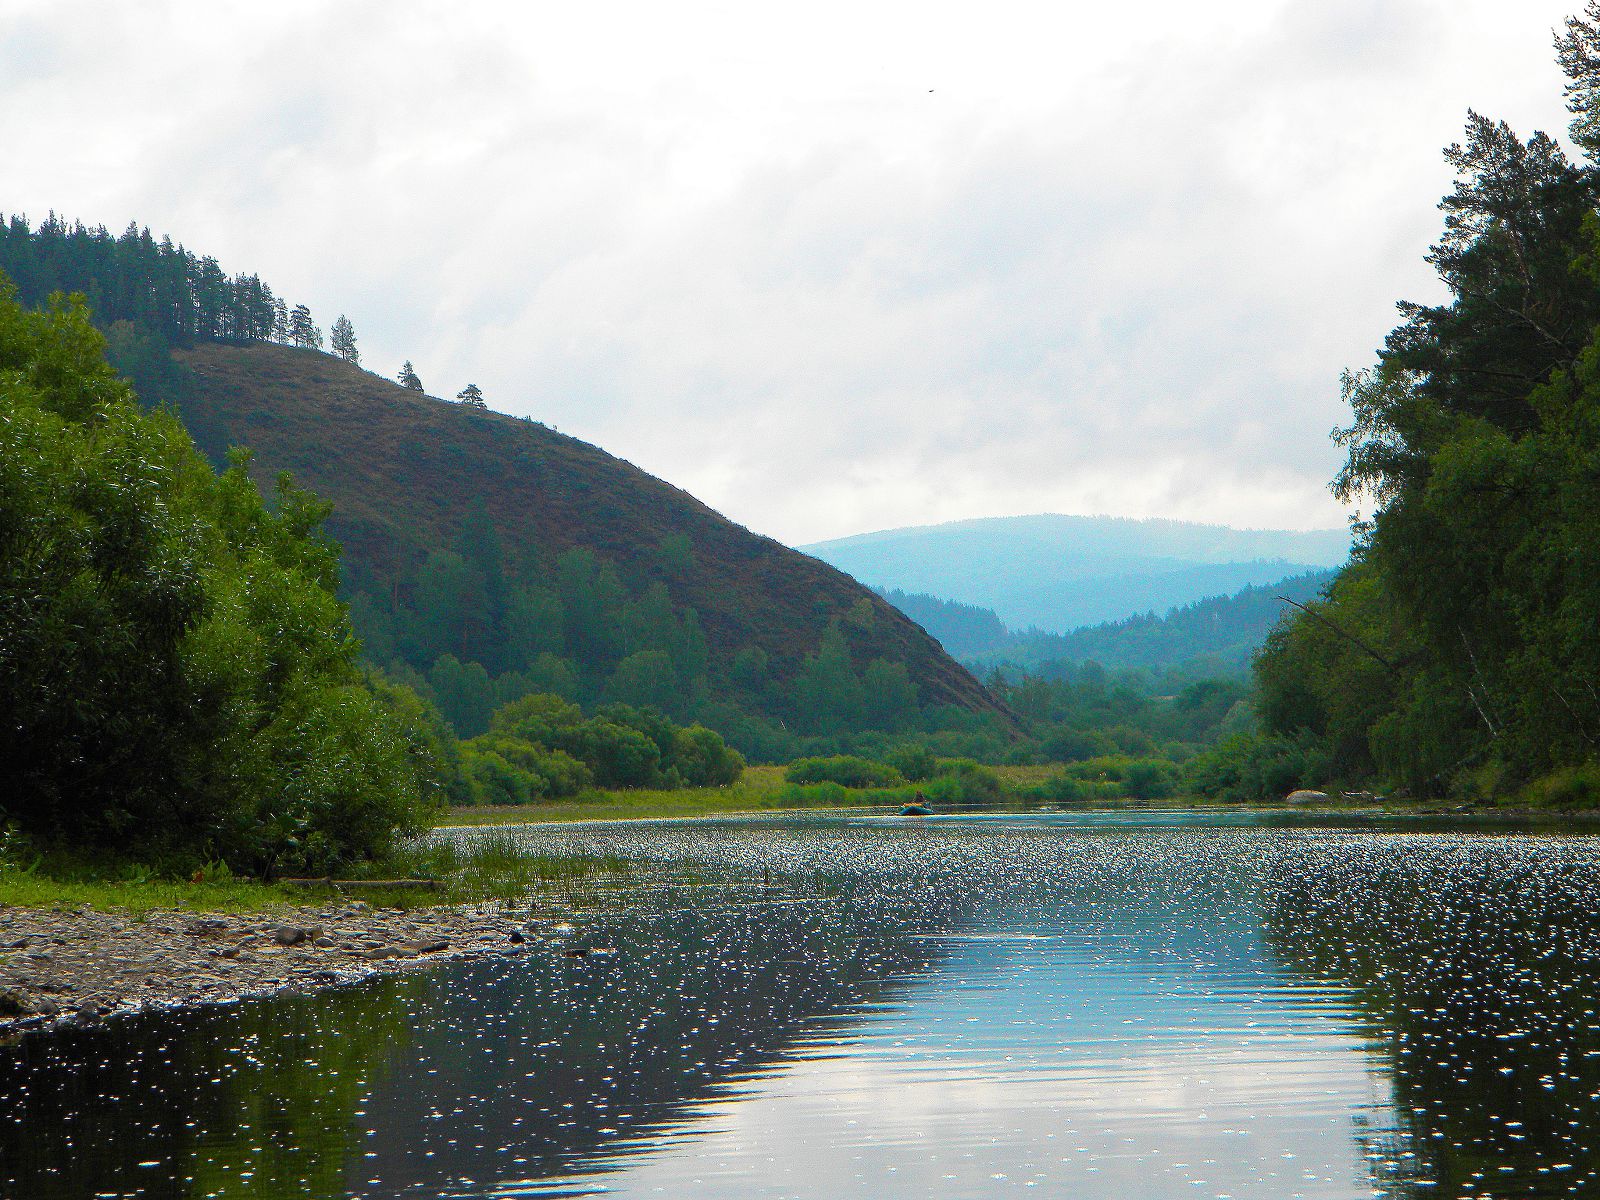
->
[437,763,851,825]
[0,895,593,1042]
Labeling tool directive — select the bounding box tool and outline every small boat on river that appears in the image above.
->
[900,792,934,817]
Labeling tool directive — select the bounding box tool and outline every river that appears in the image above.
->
[5,810,1599,1198]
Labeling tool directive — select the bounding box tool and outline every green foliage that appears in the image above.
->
[912,569,1341,673]
[491,690,585,740]
[558,719,662,788]
[785,756,905,789]
[0,211,1017,751]
[777,781,853,808]
[1520,763,1600,809]
[329,314,359,364]
[1022,773,1123,804]
[459,738,593,805]
[883,743,939,781]
[921,759,1005,804]
[731,646,769,690]
[609,649,679,713]
[445,692,744,802]
[426,654,496,737]
[671,724,747,787]
[503,585,564,667]
[364,668,472,808]
[0,276,429,871]
[862,658,919,731]
[1256,23,1600,801]
[412,551,492,666]
[1184,734,1334,803]
[0,213,301,348]
[792,624,866,734]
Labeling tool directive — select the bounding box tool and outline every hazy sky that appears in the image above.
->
[0,0,1583,544]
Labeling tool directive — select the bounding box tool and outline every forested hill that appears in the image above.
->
[174,343,1008,744]
[883,570,1338,674]
[805,515,1349,632]
[0,211,1015,754]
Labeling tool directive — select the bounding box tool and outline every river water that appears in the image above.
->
[5,810,1600,1199]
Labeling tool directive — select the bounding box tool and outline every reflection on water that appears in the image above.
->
[5,812,1600,1198]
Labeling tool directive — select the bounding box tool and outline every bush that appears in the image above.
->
[478,695,747,792]
[777,781,852,807]
[1522,763,1600,809]
[785,755,905,789]
[0,281,429,871]
[1041,726,1113,762]
[467,735,593,801]
[923,759,1004,805]
[671,725,746,787]
[1122,758,1177,800]
[883,744,938,781]
[462,746,539,806]
[246,681,431,875]
[1183,733,1333,803]
[490,692,584,742]
[366,669,473,808]
[556,719,662,788]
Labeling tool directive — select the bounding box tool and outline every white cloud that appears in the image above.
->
[0,0,1582,542]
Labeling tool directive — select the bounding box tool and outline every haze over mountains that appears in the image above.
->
[802,515,1351,633]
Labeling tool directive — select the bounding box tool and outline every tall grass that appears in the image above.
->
[348,830,632,904]
[0,827,629,913]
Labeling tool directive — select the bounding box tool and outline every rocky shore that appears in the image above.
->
[0,898,565,1041]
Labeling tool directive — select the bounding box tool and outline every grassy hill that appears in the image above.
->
[174,343,1008,739]
[805,514,1350,632]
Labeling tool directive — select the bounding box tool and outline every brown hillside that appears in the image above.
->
[176,343,1009,720]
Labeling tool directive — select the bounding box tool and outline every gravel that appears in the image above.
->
[0,899,567,1039]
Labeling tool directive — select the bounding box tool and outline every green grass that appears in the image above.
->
[350,831,632,904]
[0,831,633,914]
[0,865,304,917]
[435,764,874,825]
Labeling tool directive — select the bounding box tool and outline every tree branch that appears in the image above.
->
[1277,597,1397,673]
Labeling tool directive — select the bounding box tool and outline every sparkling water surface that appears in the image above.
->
[6,810,1600,1199]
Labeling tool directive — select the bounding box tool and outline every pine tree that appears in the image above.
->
[288,304,323,350]
[457,383,486,409]
[330,314,359,364]
[397,360,424,391]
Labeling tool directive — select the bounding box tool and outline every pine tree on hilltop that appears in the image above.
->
[457,383,486,409]
[289,304,323,350]
[330,314,359,364]
[397,360,424,391]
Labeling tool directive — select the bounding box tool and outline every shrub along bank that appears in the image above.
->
[0,277,441,876]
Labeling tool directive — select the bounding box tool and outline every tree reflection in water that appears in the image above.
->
[0,874,949,1199]
[1260,832,1600,1197]
[9,817,1600,1199]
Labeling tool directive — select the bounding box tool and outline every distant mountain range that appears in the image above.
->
[881,570,1340,677]
[803,515,1350,633]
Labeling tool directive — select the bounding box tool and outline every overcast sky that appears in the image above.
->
[0,0,1584,545]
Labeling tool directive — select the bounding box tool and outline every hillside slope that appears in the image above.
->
[805,515,1350,632]
[176,344,1007,727]
[884,570,1338,674]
